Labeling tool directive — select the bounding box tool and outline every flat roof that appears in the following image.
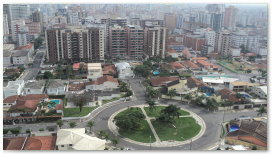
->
[88,63,102,68]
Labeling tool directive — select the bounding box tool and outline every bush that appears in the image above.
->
[49,95,66,99]
[10,128,20,135]
[48,128,55,132]
[39,128,45,131]
[3,129,9,134]
[26,129,31,134]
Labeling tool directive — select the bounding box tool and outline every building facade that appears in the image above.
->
[45,26,105,63]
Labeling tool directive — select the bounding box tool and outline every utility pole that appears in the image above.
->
[149,136,152,150]
[190,139,192,150]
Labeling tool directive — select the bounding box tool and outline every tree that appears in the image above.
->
[56,120,64,128]
[184,94,193,104]
[111,138,119,146]
[86,121,95,133]
[43,71,53,79]
[146,99,156,110]
[206,98,219,111]
[34,36,44,49]
[98,130,107,138]
[167,89,177,99]
[126,90,133,97]
[157,104,181,123]
[246,69,252,74]
[147,87,160,99]
[114,108,145,131]
[69,122,76,128]
[119,82,129,92]
[70,94,88,112]
[257,106,266,116]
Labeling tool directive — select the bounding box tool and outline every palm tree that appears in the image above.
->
[184,93,193,104]
[69,122,76,128]
[161,104,181,119]
[206,98,219,112]
[167,89,177,99]
[86,121,95,133]
[257,106,266,116]
[56,120,64,128]
[146,99,156,110]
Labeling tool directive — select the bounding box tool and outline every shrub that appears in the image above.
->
[26,129,31,134]
[10,128,20,135]
[3,129,9,134]
[48,128,55,132]
[39,128,44,131]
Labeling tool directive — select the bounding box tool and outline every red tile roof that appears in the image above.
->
[192,57,208,61]
[169,62,185,69]
[15,43,33,50]
[219,88,240,103]
[4,95,20,104]
[73,62,87,70]
[8,100,40,113]
[88,76,118,85]
[197,60,213,66]
[23,136,57,150]
[245,52,257,57]
[167,49,178,53]
[150,77,179,87]
[187,77,208,88]
[3,137,26,150]
[183,61,200,69]
[103,65,116,75]
[55,103,63,110]
[182,48,191,58]
[4,94,48,104]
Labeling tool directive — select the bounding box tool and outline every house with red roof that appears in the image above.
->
[150,77,180,87]
[166,49,182,58]
[162,62,187,73]
[187,77,208,89]
[102,64,117,76]
[182,48,192,59]
[85,76,119,91]
[196,60,219,71]
[182,61,201,71]
[4,136,57,150]
[8,100,40,117]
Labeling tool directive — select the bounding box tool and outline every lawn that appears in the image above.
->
[116,107,156,143]
[63,106,98,117]
[144,106,190,118]
[151,117,201,141]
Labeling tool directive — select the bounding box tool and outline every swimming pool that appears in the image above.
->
[229,125,240,132]
[153,70,160,75]
[204,93,212,97]
[48,99,61,109]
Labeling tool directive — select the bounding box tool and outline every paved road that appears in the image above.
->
[4,77,259,150]
[71,77,259,150]
[20,50,44,81]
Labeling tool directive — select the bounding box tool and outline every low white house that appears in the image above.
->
[3,80,25,98]
[115,62,134,79]
[47,79,67,95]
[250,86,267,99]
[24,80,46,95]
[11,50,30,66]
[56,128,106,150]
[85,76,119,91]
[87,63,102,80]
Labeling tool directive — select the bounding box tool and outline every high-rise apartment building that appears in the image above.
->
[45,26,105,63]
[144,26,167,58]
[230,31,259,52]
[164,13,177,32]
[224,6,238,30]
[109,25,144,60]
[4,4,30,34]
[11,19,30,46]
[210,13,223,32]
[215,30,231,57]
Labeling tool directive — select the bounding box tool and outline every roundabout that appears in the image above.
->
[108,105,206,147]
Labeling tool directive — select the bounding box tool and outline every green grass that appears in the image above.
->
[116,107,156,143]
[118,120,156,143]
[151,117,201,141]
[63,106,98,117]
[144,106,190,118]
[102,97,120,105]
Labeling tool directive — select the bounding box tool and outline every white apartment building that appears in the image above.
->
[3,80,25,98]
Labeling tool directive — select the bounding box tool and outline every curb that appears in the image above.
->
[108,105,206,147]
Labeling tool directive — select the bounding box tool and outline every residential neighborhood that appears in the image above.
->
[2,3,268,151]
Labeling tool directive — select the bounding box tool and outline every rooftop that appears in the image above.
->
[48,79,66,88]
[88,76,118,85]
[8,100,40,113]
[231,81,259,87]
[88,63,102,69]
[150,77,179,87]
[183,61,200,69]
[15,43,33,50]
[3,137,26,150]
[12,50,29,57]
[25,80,46,89]
[24,136,57,150]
